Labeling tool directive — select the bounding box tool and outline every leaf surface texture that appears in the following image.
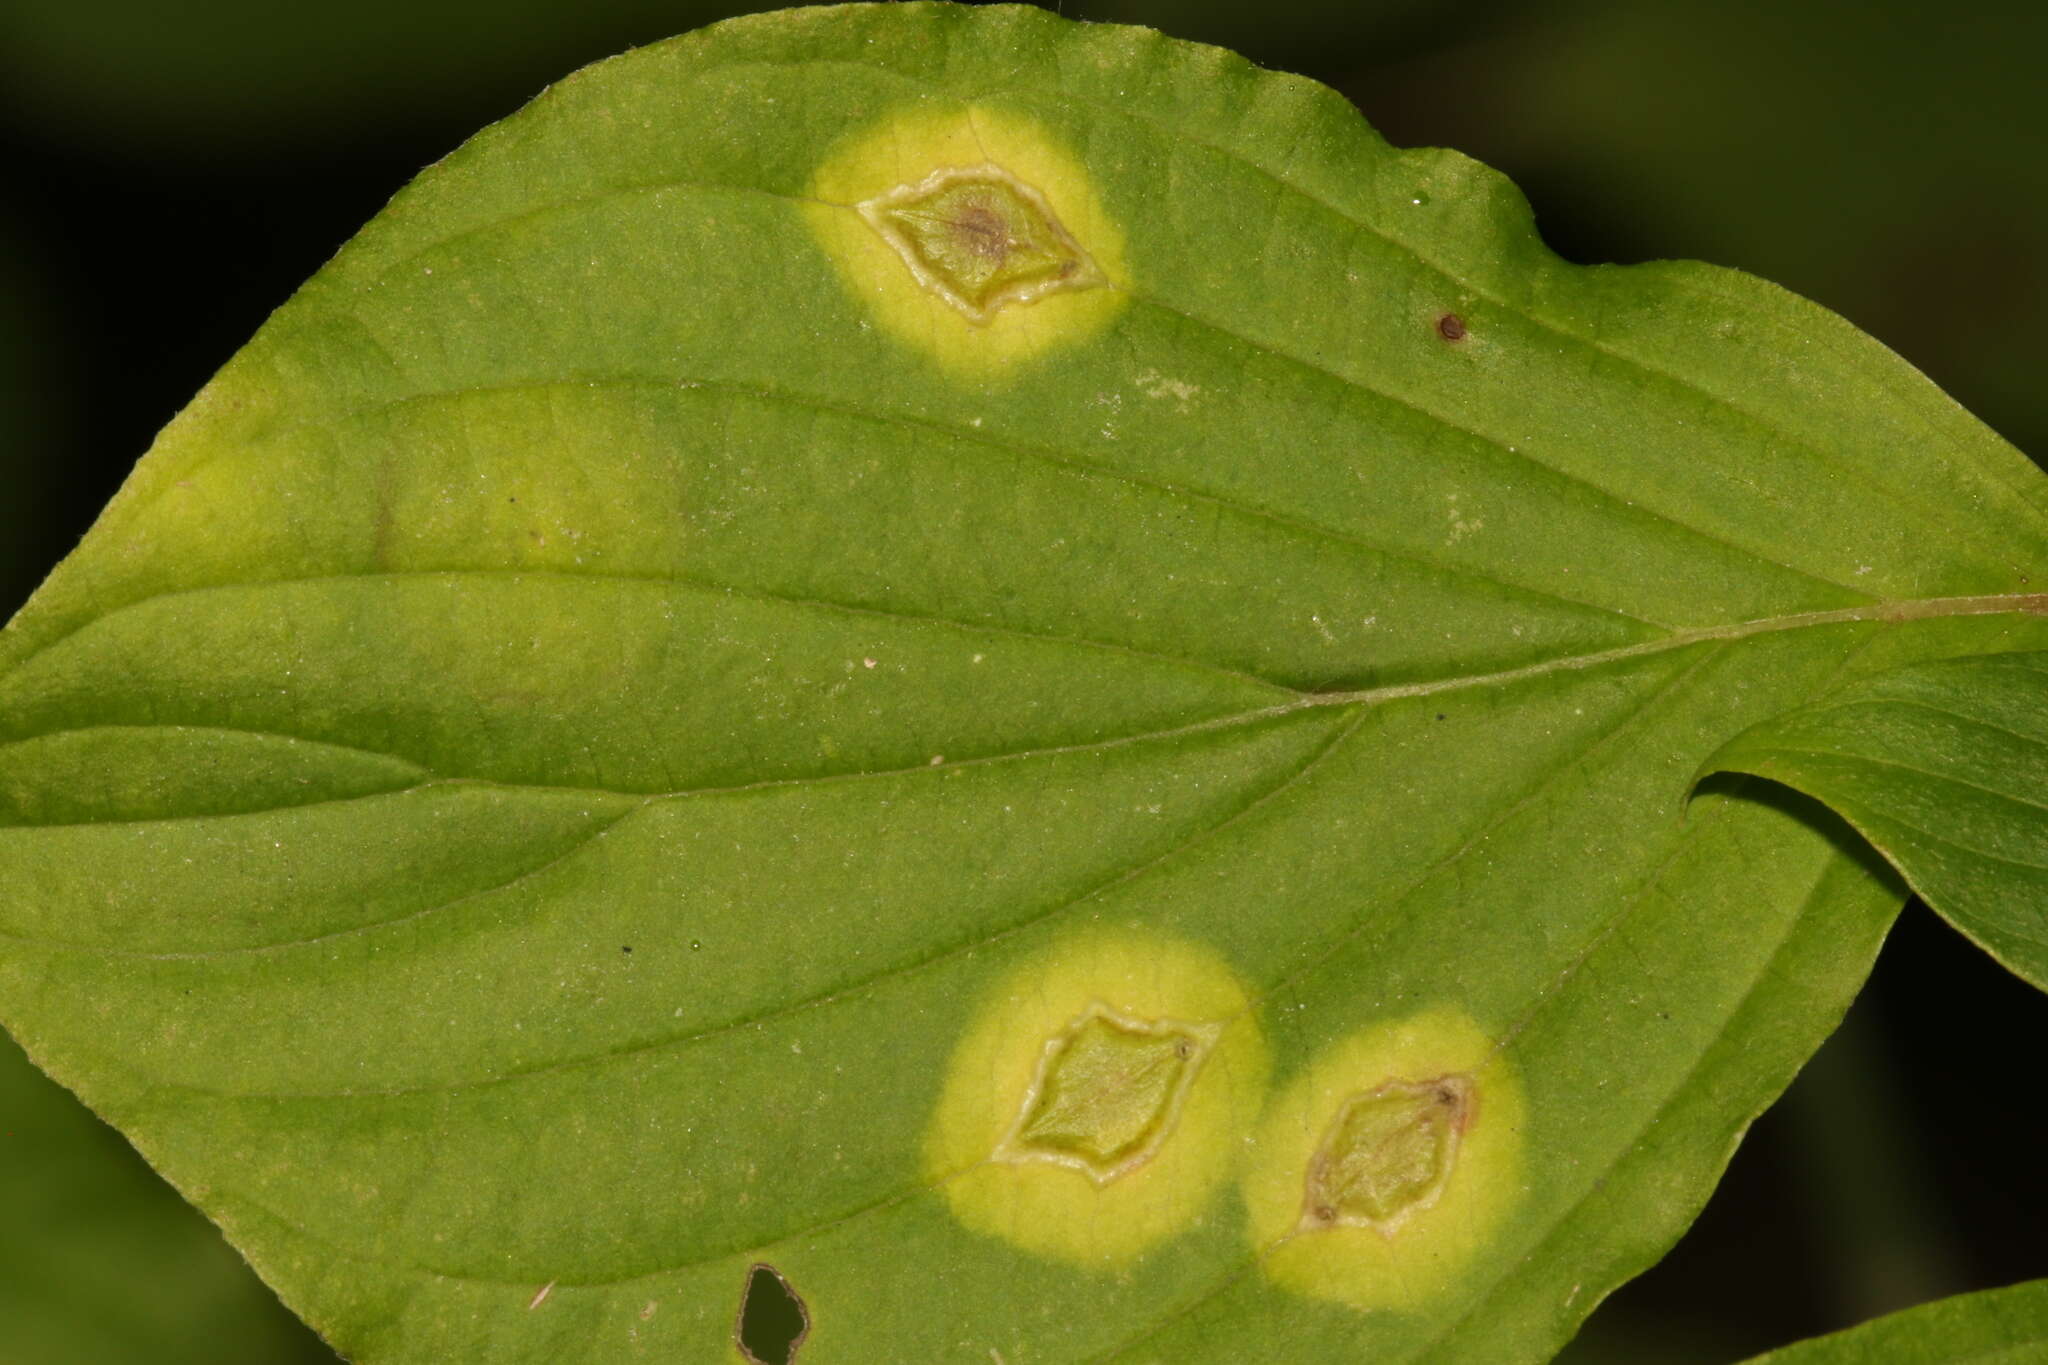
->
[2,5,2045,1361]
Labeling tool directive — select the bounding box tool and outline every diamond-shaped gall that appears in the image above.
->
[994,1002,1220,1185]
[858,164,1106,325]
[1300,1074,1474,1235]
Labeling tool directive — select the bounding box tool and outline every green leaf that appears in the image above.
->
[1709,650,2048,992]
[1739,1280,2048,1364]
[1,4,2045,1362]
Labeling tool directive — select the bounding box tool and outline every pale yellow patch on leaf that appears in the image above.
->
[1242,1007,1526,1311]
[925,932,1265,1266]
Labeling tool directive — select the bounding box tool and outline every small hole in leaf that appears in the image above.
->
[1437,313,1467,341]
[735,1263,809,1365]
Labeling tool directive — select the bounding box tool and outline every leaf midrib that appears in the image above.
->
[4,588,2040,819]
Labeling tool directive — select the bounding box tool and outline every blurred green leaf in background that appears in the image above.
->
[0,1029,333,1363]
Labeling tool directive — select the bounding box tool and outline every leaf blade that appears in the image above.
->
[1739,1280,2048,1364]
[4,5,2048,1362]
[1709,648,2048,992]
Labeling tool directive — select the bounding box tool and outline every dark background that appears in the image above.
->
[2,1,2044,1360]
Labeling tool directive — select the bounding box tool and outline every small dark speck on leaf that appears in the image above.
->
[621,945,632,954]
[1437,313,1467,342]
[1435,714,1447,721]
[736,1263,809,1365]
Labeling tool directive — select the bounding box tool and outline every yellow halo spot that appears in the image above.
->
[806,105,1129,380]
[1243,1008,1526,1312]
[925,932,1266,1266]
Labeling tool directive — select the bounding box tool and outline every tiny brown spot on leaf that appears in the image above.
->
[1437,313,1467,342]
[951,204,1013,261]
